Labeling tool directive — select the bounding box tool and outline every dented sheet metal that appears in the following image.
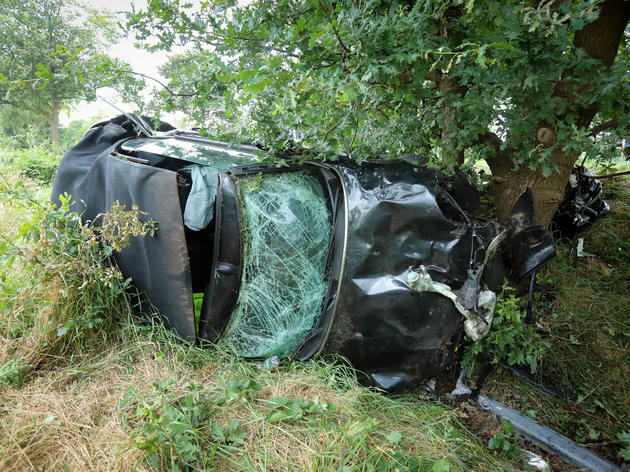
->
[318,162,502,391]
[552,166,610,235]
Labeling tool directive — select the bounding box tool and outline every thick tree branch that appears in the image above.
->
[588,118,620,136]
[474,131,520,175]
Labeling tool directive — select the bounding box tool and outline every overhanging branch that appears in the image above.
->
[588,118,620,137]
[103,70,198,97]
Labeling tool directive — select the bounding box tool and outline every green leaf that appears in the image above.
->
[430,458,451,472]
[210,422,225,442]
[384,431,403,445]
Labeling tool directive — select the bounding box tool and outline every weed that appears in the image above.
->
[618,431,630,462]
[120,381,219,472]
[264,396,335,423]
[0,186,154,374]
[214,377,262,405]
[488,419,520,459]
[0,357,29,387]
[461,288,550,374]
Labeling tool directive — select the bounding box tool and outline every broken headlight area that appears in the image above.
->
[51,115,556,392]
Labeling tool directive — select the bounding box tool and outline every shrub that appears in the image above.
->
[0,188,155,373]
[0,135,60,185]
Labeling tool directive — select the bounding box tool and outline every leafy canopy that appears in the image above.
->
[128,0,628,169]
[0,0,143,148]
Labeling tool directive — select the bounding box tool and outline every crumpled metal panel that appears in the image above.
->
[51,116,196,340]
[321,162,476,391]
[552,166,610,236]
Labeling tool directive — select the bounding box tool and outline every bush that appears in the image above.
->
[0,188,155,373]
[0,135,60,185]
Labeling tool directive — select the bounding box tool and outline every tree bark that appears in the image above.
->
[46,107,61,155]
[427,69,466,167]
[488,0,630,227]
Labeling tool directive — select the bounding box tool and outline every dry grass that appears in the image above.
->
[0,320,518,471]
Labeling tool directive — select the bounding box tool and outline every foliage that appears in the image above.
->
[0,357,29,387]
[0,182,154,370]
[488,419,520,459]
[0,0,143,151]
[120,381,230,472]
[618,431,630,461]
[150,50,229,128]
[461,288,550,374]
[264,395,336,423]
[0,113,94,154]
[59,118,93,152]
[114,359,480,472]
[126,0,629,169]
[0,107,50,148]
[0,139,60,185]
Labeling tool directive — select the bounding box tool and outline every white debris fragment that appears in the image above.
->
[407,266,495,341]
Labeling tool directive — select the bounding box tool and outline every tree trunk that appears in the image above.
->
[488,0,629,227]
[426,70,466,167]
[46,108,61,154]
[488,149,576,227]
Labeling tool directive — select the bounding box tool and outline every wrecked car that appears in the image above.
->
[51,114,555,391]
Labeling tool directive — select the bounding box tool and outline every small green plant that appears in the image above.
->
[461,288,550,374]
[120,381,248,471]
[488,419,520,459]
[618,431,630,462]
[264,396,336,423]
[0,357,29,387]
[209,419,247,445]
[121,381,217,471]
[214,377,262,405]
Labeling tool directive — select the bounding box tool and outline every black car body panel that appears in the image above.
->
[551,166,610,236]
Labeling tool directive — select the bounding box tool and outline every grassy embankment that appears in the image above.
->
[479,171,630,466]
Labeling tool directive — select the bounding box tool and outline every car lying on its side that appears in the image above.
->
[52,114,555,391]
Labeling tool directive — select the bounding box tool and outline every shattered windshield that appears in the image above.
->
[223,171,333,358]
